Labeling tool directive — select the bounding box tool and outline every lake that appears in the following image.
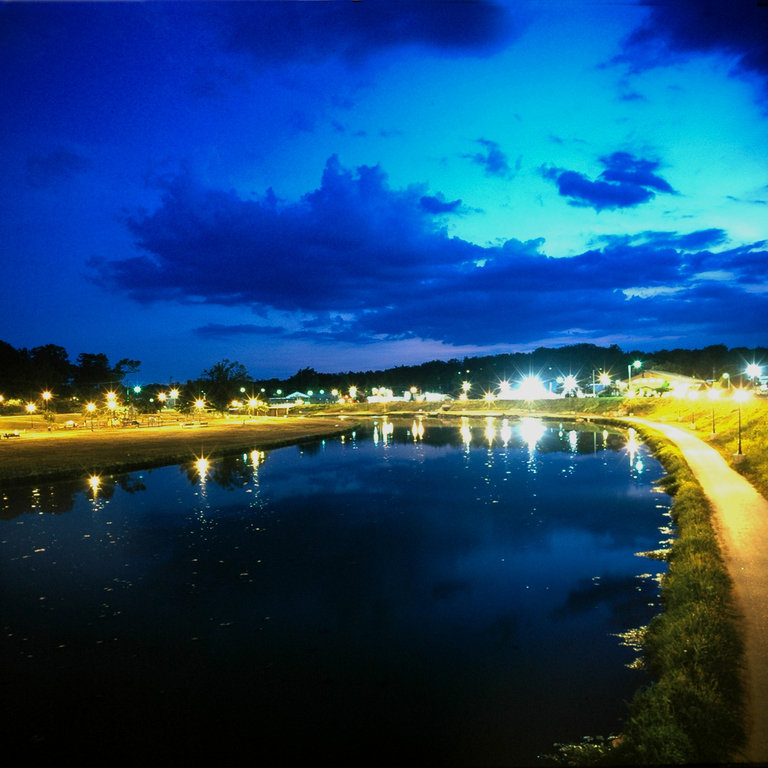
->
[0,417,670,764]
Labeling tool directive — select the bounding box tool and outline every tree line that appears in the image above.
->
[1,339,764,414]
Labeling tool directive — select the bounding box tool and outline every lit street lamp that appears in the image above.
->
[734,388,750,456]
[707,387,719,434]
[627,360,642,393]
[86,402,96,431]
[26,402,36,428]
[746,363,762,387]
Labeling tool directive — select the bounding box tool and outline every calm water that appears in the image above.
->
[0,417,670,764]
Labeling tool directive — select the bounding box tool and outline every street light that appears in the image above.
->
[707,386,719,434]
[86,401,96,431]
[734,388,750,456]
[746,363,762,387]
[627,360,642,393]
[26,402,36,428]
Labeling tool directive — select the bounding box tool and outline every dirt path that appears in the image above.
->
[630,418,768,763]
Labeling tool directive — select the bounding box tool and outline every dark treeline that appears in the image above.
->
[0,340,140,403]
[254,343,767,398]
[1,339,765,412]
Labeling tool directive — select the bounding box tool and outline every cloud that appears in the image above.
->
[92,157,768,353]
[463,138,514,178]
[420,194,462,214]
[541,152,675,211]
[92,155,483,312]
[222,1,522,64]
[26,147,90,188]
[194,323,284,339]
[619,0,768,94]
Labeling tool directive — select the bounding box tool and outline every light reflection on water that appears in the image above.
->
[0,418,669,765]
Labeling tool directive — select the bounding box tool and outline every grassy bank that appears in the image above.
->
[543,422,750,765]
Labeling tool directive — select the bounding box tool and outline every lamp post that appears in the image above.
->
[627,360,642,393]
[746,364,762,388]
[734,389,749,456]
[707,387,719,435]
[26,402,36,429]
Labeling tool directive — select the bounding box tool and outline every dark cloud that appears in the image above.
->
[420,194,462,214]
[91,155,483,312]
[542,152,675,211]
[463,138,514,177]
[223,1,521,64]
[92,157,767,351]
[26,147,90,188]
[619,0,768,93]
[194,323,284,339]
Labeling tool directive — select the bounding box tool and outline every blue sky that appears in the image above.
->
[2,0,767,382]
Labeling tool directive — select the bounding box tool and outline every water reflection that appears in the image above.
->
[2,420,643,520]
[1,418,669,765]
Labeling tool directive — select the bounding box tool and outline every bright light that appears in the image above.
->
[598,373,611,386]
[86,402,96,413]
[169,389,179,399]
[157,392,167,402]
[734,388,751,403]
[746,363,762,379]
[633,360,642,369]
[349,386,357,399]
[195,457,209,475]
[497,380,514,399]
[484,392,496,402]
[708,387,720,401]
[106,391,116,401]
[517,375,548,400]
[88,475,101,491]
[484,416,495,444]
[195,399,205,410]
[26,402,36,414]
[518,417,545,450]
[561,375,578,395]
[462,381,471,393]
[248,398,259,408]
[42,390,52,401]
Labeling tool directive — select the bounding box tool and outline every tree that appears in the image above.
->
[199,359,251,412]
[30,344,72,399]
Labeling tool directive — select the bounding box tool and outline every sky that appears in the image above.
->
[1,0,767,383]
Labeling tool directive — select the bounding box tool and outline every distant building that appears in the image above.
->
[624,369,707,397]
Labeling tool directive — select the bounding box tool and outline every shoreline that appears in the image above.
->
[0,410,625,487]
[0,416,361,487]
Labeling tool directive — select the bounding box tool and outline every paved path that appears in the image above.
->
[630,418,768,764]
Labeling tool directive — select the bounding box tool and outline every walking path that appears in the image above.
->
[630,418,768,764]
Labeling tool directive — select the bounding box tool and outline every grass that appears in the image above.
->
[544,418,749,765]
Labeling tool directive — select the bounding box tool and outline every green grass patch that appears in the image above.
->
[549,427,745,765]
